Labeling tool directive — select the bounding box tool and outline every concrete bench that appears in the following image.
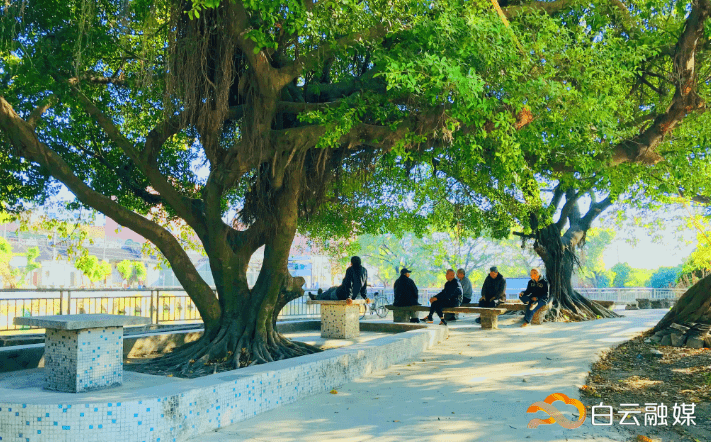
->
[385,305,507,329]
[13,314,150,393]
[462,301,550,325]
[306,299,367,339]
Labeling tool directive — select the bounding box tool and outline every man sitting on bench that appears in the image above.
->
[393,267,420,306]
[421,269,462,326]
[519,267,549,327]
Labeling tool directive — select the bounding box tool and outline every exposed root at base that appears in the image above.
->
[126,332,321,378]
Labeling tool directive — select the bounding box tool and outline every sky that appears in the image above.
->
[603,227,696,270]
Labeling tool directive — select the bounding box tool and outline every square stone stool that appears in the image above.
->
[306,299,366,338]
[14,314,150,393]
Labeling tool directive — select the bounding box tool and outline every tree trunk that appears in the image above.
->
[131,173,320,378]
[653,274,711,332]
[534,223,620,322]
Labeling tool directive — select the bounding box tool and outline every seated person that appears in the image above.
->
[458,268,474,304]
[393,267,420,307]
[310,256,369,301]
[518,267,549,327]
[310,287,337,300]
[421,269,462,326]
[479,266,506,307]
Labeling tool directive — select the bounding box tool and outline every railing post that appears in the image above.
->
[59,290,64,315]
[154,290,160,325]
[66,290,71,315]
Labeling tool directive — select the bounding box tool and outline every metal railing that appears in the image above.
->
[0,286,687,331]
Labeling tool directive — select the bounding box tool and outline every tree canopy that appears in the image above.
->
[2,0,711,373]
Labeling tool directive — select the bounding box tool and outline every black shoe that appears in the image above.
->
[439,319,447,326]
[308,294,316,300]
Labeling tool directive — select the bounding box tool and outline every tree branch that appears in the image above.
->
[27,95,57,129]
[609,0,711,166]
[276,24,389,89]
[548,183,564,212]
[556,188,580,229]
[581,195,614,229]
[67,85,208,238]
[0,96,221,328]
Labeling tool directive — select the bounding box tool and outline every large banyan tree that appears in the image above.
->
[1,0,711,374]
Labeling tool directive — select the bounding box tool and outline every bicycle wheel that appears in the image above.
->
[359,303,367,320]
[375,297,388,318]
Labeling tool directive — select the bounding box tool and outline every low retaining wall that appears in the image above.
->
[0,322,446,442]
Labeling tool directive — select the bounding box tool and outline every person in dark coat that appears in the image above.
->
[336,256,368,300]
[393,268,420,307]
[519,267,549,327]
[479,266,506,307]
[421,269,462,325]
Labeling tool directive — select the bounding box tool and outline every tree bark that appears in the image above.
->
[653,274,711,332]
[131,169,320,377]
[533,223,620,322]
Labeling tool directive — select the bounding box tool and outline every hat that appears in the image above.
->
[400,268,412,275]
[490,266,498,272]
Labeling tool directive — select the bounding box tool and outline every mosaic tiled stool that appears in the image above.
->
[14,314,150,393]
[306,299,367,338]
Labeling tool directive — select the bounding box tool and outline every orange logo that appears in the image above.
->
[527,393,586,429]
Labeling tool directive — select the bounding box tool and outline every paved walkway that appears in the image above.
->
[195,309,667,442]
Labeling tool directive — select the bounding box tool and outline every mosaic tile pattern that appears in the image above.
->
[320,304,360,338]
[44,327,123,393]
[0,326,446,442]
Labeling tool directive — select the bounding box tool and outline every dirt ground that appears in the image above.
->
[581,335,711,442]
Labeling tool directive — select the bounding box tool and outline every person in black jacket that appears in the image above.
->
[479,266,506,307]
[336,256,368,300]
[421,269,462,325]
[393,268,420,306]
[519,268,549,327]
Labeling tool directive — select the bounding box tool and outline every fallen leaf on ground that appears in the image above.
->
[330,389,338,394]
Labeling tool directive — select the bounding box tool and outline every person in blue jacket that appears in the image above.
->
[518,267,549,327]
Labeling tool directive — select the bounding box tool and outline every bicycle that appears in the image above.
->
[359,291,389,319]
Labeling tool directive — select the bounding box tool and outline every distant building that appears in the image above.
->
[1,219,336,290]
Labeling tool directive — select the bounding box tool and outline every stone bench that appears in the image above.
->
[306,299,367,339]
[385,305,507,329]
[492,302,550,325]
[13,314,150,393]
[461,301,550,325]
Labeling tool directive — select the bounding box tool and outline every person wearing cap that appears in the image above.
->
[479,266,506,307]
[421,269,462,326]
[518,267,549,327]
[393,267,420,307]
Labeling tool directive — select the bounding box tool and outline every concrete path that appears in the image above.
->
[195,309,668,442]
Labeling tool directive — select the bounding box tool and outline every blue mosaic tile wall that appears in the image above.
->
[44,327,123,393]
[0,326,445,442]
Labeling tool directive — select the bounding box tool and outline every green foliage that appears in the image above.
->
[578,228,617,288]
[647,266,683,288]
[0,237,42,288]
[611,262,632,288]
[74,253,112,284]
[117,260,147,286]
[610,262,653,287]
